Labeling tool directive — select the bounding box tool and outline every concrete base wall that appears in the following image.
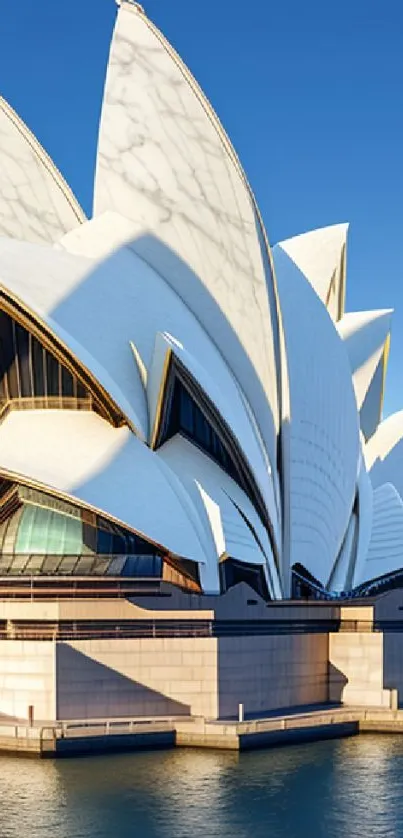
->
[0,632,331,722]
[218,634,329,718]
[0,621,399,722]
[55,634,329,721]
[382,634,403,701]
[56,639,218,720]
[329,632,391,707]
[0,641,55,720]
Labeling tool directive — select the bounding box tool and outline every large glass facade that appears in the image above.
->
[0,484,201,590]
[0,310,93,413]
[0,501,158,559]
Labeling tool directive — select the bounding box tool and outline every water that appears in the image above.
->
[0,735,402,837]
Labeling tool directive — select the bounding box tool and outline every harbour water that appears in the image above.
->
[0,735,402,838]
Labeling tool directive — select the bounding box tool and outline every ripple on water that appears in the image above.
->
[0,735,402,838]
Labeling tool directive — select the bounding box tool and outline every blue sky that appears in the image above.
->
[1,0,402,415]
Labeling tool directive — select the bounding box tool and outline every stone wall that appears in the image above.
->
[382,635,403,700]
[56,638,218,719]
[55,633,330,721]
[0,641,55,720]
[329,631,391,707]
[217,634,329,718]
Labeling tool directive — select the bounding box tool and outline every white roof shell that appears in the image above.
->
[355,483,403,586]
[366,411,403,495]
[273,243,360,586]
[277,223,348,321]
[158,435,281,598]
[93,0,283,472]
[0,96,85,244]
[338,309,392,441]
[2,0,401,598]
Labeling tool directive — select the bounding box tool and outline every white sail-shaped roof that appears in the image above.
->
[338,309,392,441]
[355,483,403,586]
[0,96,85,244]
[277,223,348,321]
[273,243,360,586]
[157,435,281,598]
[366,411,403,493]
[93,0,283,471]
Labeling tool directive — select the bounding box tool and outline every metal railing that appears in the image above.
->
[0,716,179,747]
[0,617,385,642]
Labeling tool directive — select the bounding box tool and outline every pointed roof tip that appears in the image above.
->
[339,309,394,330]
[275,221,349,250]
[346,307,394,317]
[116,0,146,12]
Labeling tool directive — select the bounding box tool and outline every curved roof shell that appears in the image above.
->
[273,243,360,586]
[355,483,403,586]
[338,309,392,441]
[93,0,283,473]
[366,411,403,495]
[0,96,85,244]
[277,223,348,321]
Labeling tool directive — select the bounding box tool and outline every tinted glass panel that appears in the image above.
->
[41,556,63,574]
[7,321,19,399]
[15,324,31,397]
[46,353,59,397]
[61,365,74,398]
[31,337,45,396]
[57,556,78,575]
[97,529,112,554]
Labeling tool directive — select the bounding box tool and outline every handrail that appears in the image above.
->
[0,617,388,641]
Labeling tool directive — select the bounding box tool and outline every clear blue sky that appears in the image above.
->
[1,0,402,416]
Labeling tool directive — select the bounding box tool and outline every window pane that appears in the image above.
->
[8,321,19,399]
[46,352,59,397]
[32,337,45,396]
[42,556,63,574]
[194,407,211,449]
[0,311,14,403]
[179,386,194,435]
[112,532,126,554]
[77,380,88,400]
[61,365,74,398]
[97,528,112,554]
[22,555,45,575]
[15,324,31,398]
[57,556,78,575]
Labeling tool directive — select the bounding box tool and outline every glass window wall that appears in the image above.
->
[0,309,93,412]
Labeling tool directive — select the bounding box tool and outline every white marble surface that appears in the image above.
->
[93,1,281,471]
[274,244,360,586]
[0,96,85,244]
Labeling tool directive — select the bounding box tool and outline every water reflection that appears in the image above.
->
[0,736,402,838]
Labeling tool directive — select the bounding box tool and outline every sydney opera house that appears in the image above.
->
[1,0,403,727]
[0,0,401,609]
